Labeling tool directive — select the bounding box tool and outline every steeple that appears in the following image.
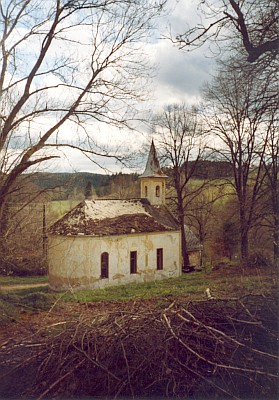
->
[141,140,167,178]
[139,140,167,205]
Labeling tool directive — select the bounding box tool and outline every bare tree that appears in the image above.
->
[0,0,166,254]
[185,188,219,260]
[173,0,278,63]
[106,173,139,199]
[170,0,278,264]
[262,112,278,263]
[203,59,276,265]
[152,104,205,270]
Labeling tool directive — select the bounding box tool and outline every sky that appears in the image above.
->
[44,0,215,175]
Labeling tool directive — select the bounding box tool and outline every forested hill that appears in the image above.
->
[25,161,232,200]
[188,160,233,179]
[28,172,111,197]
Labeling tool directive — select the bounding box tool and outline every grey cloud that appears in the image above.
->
[152,40,214,102]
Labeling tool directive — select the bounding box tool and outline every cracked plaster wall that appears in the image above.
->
[48,231,181,291]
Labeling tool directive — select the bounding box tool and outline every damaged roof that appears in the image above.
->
[48,199,180,236]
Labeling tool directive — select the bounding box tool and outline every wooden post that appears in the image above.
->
[42,204,47,258]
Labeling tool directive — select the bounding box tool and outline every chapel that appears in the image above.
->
[48,141,198,291]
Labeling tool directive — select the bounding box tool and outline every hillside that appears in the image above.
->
[27,172,111,198]
[189,159,233,179]
[25,160,233,199]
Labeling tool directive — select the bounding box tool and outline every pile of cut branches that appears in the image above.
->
[1,294,278,399]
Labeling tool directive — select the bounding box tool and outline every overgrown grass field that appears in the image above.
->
[61,266,277,302]
[0,265,277,314]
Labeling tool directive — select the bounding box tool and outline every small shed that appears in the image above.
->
[184,225,203,268]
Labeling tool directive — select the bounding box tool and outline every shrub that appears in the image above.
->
[21,292,55,311]
[247,253,272,268]
[0,256,47,276]
[0,295,19,324]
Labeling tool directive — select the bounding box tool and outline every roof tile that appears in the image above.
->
[48,199,179,236]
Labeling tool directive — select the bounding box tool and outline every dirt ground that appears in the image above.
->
[0,283,49,292]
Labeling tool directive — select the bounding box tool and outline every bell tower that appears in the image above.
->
[139,140,167,205]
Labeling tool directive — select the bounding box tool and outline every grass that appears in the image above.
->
[0,288,55,325]
[59,266,277,303]
[0,272,277,400]
[47,200,79,218]
[0,265,277,325]
[0,265,277,301]
[0,297,19,324]
[0,273,208,319]
[60,272,208,302]
[0,275,48,286]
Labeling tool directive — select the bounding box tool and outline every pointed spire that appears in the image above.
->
[140,140,167,178]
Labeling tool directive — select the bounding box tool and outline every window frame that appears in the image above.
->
[144,185,148,197]
[101,252,109,279]
[157,248,163,270]
[130,251,137,274]
[155,185,160,197]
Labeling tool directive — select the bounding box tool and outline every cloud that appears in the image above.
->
[42,145,142,175]
[49,1,216,174]
[150,40,213,109]
[23,0,216,174]
[147,0,215,110]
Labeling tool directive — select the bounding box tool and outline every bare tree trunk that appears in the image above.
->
[177,195,190,270]
[0,201,9,259]
[238,197,249,265]
[273,213,279,263]
[240,229,249,266]
[181,226,190,269]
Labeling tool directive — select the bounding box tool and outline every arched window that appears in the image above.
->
[144,186,148,197]
[101,252,109,279]
[156,185,160,197]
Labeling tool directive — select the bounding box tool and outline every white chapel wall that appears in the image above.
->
[48,231,181,291]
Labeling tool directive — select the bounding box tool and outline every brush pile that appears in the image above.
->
[1,294,278,399]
